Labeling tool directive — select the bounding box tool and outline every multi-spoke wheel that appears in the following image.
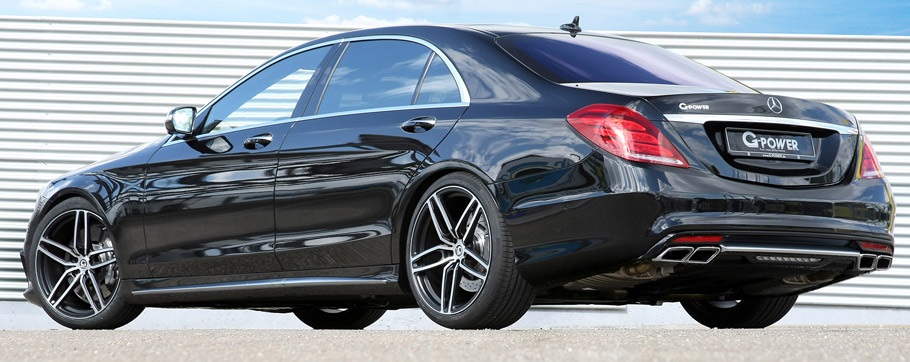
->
[406,173,533,329]
[26,198,142,329]
[681,295,798,329]
[293,308,386,329]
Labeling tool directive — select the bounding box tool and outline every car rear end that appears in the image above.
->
[492,31,894,301]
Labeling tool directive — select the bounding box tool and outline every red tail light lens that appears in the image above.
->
[859,241,892,253]
[567,104,689,168]
[672,235,724,243]
[859,134,883,179]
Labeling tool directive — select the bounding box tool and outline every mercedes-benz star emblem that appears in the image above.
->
[767,97,783,114]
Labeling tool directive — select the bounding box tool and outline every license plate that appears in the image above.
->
[725,128,816,161]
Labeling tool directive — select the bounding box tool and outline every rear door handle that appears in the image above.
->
[243,133,273,149]
[401,116,437,133]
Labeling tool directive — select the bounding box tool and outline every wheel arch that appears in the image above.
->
[26,186,110,251]
[391,161,496,292]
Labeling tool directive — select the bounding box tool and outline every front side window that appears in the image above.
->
[202,46,331,135]
[318,40,433,114]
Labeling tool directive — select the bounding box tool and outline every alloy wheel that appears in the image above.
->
[34,209,119,319]
[409,185,492,315]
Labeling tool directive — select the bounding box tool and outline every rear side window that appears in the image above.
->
[416,55,461,105]
[496,34,755,93]
[318,40,432,114]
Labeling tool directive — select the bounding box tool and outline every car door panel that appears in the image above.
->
[143,122,294,277]
[274,106,465,270]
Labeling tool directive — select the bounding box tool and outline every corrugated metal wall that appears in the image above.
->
[0,16,907,307]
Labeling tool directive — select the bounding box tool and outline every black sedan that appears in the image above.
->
[21,21,894,330]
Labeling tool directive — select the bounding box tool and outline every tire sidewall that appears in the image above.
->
[681,295,797,329]
[405,173,513,328]
[27,197,135,329]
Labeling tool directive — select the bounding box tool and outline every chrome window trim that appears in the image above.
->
[167,35,472,146]
[194,35,471,123]
[664,114,858,135]
[163,102,469,147]
[131,276,393,295]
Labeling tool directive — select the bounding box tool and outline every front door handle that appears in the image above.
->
[401,116,437,133]
[243,133,273,149]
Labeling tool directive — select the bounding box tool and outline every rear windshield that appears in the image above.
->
[496,34,755,93]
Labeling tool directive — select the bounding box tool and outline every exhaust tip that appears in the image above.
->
[687,247,721,264]
[655,247,694,263]
[858,254,877,271]
[876,256,893,271]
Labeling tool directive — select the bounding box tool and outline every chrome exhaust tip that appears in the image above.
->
[687,247,721,264]
[857,254,877,271]
[654,247,694,263]
[876,255,893,271]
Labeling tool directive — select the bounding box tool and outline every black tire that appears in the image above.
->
[681,295,798,329]
[26,197,143,329]
[293,308,386,329]
[405,172,534,329]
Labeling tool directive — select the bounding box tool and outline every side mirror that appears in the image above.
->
[165,106,197,135]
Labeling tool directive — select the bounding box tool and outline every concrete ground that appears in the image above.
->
[1,326,908,362]
[5,301,910,330]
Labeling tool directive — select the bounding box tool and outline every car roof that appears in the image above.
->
[458,24,631,41]
[289,23,633,51]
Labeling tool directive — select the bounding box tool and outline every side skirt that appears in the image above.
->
[126,265,410,307]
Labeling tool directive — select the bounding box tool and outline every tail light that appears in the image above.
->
[859,241,892,254]
[672,235,724,243]
[567,104,689,168]
[859,134,883,179]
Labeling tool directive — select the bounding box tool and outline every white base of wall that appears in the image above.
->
[2,302,906,330]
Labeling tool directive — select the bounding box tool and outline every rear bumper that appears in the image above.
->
[497,152,894,288]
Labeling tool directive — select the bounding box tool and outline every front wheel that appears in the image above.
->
[293,308,386,329]
[406,172,534,329]
[681,295,798,329]
[26,198,143,329]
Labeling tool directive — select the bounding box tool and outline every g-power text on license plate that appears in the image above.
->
[725,128,817,161]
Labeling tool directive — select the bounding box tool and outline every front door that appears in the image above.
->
[143,46,333,277]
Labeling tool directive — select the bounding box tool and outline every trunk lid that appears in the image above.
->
[646,93,859,187]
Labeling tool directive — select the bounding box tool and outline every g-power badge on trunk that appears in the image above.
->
[725,127,817,161]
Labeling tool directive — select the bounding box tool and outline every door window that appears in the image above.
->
[318,40,432,114]
[202,46,331,135]
[416,55,461,105]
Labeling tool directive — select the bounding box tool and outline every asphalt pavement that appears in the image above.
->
[1,326,908,362]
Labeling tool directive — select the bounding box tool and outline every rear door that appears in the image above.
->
[143,46,334,277]
[274,39,468,271]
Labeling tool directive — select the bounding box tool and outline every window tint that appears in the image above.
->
[203,46,331,135]
[497,34,755,93]
[318,40,432,114]
[416,55,461,105]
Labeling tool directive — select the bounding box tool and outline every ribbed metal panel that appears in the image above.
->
[0,17,907,308]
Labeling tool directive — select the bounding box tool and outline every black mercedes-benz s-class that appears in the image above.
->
[21,20,894,330]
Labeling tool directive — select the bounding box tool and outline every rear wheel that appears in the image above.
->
[681,295,798,329]
[406,172,534,329]
[293,308,385,329]
[26,198,143,329]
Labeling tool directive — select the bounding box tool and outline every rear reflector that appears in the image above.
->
[567,104,689,168]
[672,235,724,243]
[859,241,892,253]
[859,134,883,179]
